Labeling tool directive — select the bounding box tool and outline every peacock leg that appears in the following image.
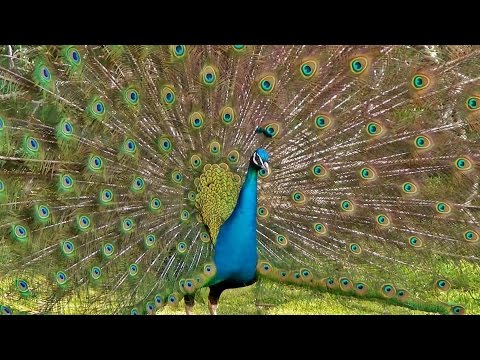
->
[184,294,195,315]
[208,284,224,315]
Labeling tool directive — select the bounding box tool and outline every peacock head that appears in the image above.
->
[251,148,270,174]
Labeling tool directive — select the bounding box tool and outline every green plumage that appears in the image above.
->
[0,45,479,315]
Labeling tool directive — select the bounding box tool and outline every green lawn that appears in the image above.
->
[160,279,429,315]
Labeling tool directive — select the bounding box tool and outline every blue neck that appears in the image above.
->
[210,163,259,285]
[233,165,258,217]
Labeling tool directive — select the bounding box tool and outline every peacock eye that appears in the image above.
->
[91,266,101,280]
[435,279,451,291]
[455,157,472,171]
[257,206,269,217]
[302,64,312,75]
[360,166,376,180]
[71,50,80,62]
[1,305,12,315]
[36,204,51,220]
[125,88,139,105]
[177,241,187,253]
[315,115,332,129]
[161,86,176,105]
[89,155,103,171]
[227,150,239,164]
[129,263,138,276]
[64,47,82,66]
[130,176,145,193]
[366,121,383,136]
[63,121,73,135]
[200,231,210,243]
[42,67,51,80]
[62,175,73,188]
[301,269,311,278]
[172,170,183,184]
[158,136,172,153]
[154,295,163,306]
[190,154,202,169]
[16,279,29,293]
[12,224,29,242]
[381,284,396,297]
[300,60,318,79]
[145,234,157,247]
[466,96,480,111]
[414,135,432,149]
[402,181,418,194]
[173,45,185,57]
[314,223,327,234]
[353,282,369,295]
[121,217,134,232]
[56,271,67,285]
[152,198,161,208]
[412,74,430,90]
[408,236,423,248]
[350,56,368,74]
[103,243,115,257]
[258,75,276,94]
[341,200,354,212]
[451,306,465,315]
[291,191,307,204]
[125,139,137,152]
[349,243,362,254]
[276,235,288,246]
[464,230,479,242]
[78,215,90,228]
[202,66,217,85]
[221,107,235,124]
[436,202,451,214]
[259,261,272,273]
[261,123,280,138]
[180,210,190,221]
[94,101,104,113]
[190,112,204,129]
[209,141,221,155]
[26,136,40,152]
[340,277,351,288]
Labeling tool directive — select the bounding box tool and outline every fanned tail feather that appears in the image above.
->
[0,45,479,315]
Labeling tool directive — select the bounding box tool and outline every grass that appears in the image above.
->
[160,279,430,315]
[2,274,478,315]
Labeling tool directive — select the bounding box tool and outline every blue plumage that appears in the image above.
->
[212,166,259,286]
[211,149,269,286]
[189,149,270,314]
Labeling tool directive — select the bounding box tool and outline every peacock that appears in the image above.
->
[0,45,479,316]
